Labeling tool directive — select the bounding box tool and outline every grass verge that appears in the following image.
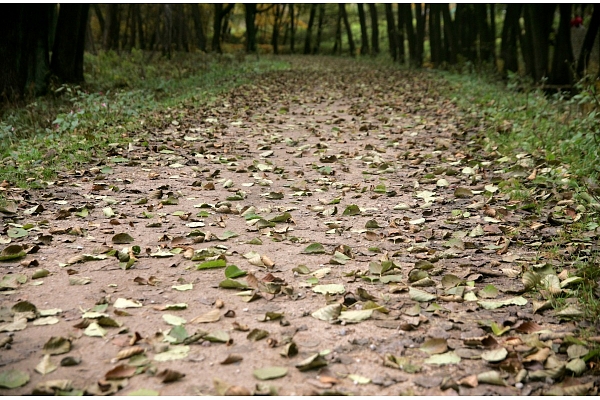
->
[439,70,600,325]
[0,50,289,190]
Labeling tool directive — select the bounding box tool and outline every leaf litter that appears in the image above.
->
[0,56,598,396]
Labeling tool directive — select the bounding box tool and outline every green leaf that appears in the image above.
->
[313,284,345,295]
[478,296,527,310]
[167,325,189,344]
[342,204,361,216]
[153,345,189,362]
[225,265,247,279]
[114,298,143,309]
[163,314,186,326]
[218,279,248,289]
[0,369,30,389]
[196,259,227,270]
[311,304,342,322]
[339,309,373,323]
[478,284,499,299]
[253,366,288,380]
[127,389,160,396]
[302,243,326,254]
[0,245,26,261]
[84,322,107,337]
[172,283,193,291]
[347,374,371,384]
[409,287,437,302]
[481,347,508,362]
[420,338,448,355]
[423,351,461,365]
[295,353,328,371]
[204,330,230,343]
[7,228,28,239]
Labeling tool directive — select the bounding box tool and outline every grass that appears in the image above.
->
[0,50,289,189]
[434,67,600,324]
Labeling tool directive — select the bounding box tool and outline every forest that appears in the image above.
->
[1,3,599,99]
[1,4,600,397]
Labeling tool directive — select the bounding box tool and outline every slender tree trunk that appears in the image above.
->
[357,4,370,56]
[212,4,234,53]
[384,4,397,61]
[304,4,317,55]
[400,4,417,66]
[191,4,207,51]
[93,4,105,34]
[549,4,574,85]
[475,4,494,63]
[441,4,457,64]
[500,4,522,75]
[396,4,405,64]
[244,4,257,53]
[368,4,380,56]
[429,4,443,65]
[340,4,355,57]
[415,3,426,66]
[290,4,295,53]
[103,4,120,51]
[272,4,283,54]
[332,7,342,55]
[137,5,145,50]
[577,4,600,77]
[314,4,324,54]
[524,4,555,82]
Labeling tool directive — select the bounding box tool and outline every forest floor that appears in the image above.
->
[1,56,599,396]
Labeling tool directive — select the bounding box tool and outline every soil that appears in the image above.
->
[0,56,599,396]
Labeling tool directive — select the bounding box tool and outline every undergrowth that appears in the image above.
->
[0,50,289,189]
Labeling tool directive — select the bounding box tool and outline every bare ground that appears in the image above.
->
[1,56,599,396]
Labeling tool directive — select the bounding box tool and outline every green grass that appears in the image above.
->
[0,50,289,189]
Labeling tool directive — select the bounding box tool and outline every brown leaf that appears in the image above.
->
[105,364,137,380]
[220,354,243,365]
[514,321,542,333]
[156,369,185,383]
[114,346,145,361]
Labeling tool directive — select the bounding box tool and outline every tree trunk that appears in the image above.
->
[191,4,207,52]
[340,4,356,57]
[244,4,257,53]
[212,4,234,53]
[136,5,145,50]
[549,4,574,85]
[304,4,317,55]
[429,4,443,65]
[93,4,105,35]
[384,3,397,61]
[441,4,457,64]
[524,4,555,82]
[103,4,120,51]
[415,3,426,66]
[396,4,405,64]
[576,4,600,77]
[313,4,324,54]
[368,4,380,56]
[400,4,417,66]
[357,4,370,56]
[51,4,89,84]
[500,4,522,75]
[475,4,494,63]
[290,4,295,53]
[162,4,172,58]
[333,7,342,55]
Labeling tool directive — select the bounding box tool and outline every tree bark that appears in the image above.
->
[500,4,522,75]
[368,4,380,56]
[576,4,600,77]
[384,3,397,61]
[475,4,494,63]
[244,4,257,53]
[191,4,207,52]
[441,4,457,64]
[524,4,556,82]
[103,4,120,51]
[549,4,574,85]
[313,4,324,54]
[212,4,234,53]
[340,4,356,57]
[290,4,295,53]
[429,4,443,65]
[51,4,89,84]
[400,4,417,66]
[396,4,405,63]
[304,4,317,55]
[333,6,342,55]
[415,3,426,66]
[357,4,370,56]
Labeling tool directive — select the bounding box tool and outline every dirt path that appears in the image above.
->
[1,56,598,395]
